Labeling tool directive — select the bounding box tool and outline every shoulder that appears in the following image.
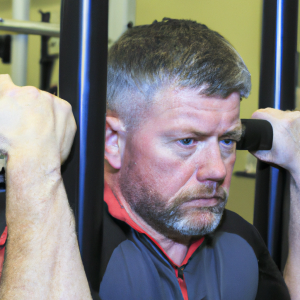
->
[217,209,258,234]
[214,209,266,258]
[213,209,290,300]
[99,238,168,300]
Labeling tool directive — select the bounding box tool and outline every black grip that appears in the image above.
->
[236,119,273,151]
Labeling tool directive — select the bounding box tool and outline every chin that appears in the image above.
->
[169,210,224,236]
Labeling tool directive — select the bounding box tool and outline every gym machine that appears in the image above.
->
[59,0,290,292]
[0,0,298,292]
[254,0,298,271]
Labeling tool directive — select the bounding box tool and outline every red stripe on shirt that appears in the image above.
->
[0,226,8,280]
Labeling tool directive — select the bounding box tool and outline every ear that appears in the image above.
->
[105,116,126,169]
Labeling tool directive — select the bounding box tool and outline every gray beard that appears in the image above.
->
[119,168,228,241]
[163,202,227,236]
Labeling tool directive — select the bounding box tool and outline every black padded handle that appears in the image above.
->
[236,119,273,151]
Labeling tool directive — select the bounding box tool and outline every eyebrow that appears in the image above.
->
[163,126,243,140]
[220,127,243,141]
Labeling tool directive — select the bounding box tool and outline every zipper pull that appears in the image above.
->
[177,266,185,280]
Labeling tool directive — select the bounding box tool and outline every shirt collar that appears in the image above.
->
[104,182,204,267]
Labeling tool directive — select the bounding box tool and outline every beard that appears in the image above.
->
[119,161,228,241]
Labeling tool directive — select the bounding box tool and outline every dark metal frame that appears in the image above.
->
[59,0,108,291]
[254,0,298,270]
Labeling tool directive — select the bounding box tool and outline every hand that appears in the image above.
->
[0,74,76,165]
[251,108,300,175]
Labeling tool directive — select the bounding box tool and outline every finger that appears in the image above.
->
[50,95,77,164]
[61,112,77,164]
[251,149,273,163]
[0,74,16,93]
[251,108,277,120]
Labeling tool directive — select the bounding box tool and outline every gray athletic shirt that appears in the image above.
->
[94,210,290,300]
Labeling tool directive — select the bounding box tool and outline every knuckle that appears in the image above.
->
[251,110,264,119]
[291,111,300,119]
[6,86,20,96]
[72,117,77,132]
[68,113,77,132]
[282,118,293,129]
[41,91,55,105]
[0,74,12,83]
[63,100,72,111]
[61,100,74,117]
[22,86,41,98]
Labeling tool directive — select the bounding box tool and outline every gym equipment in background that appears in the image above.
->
[236,119,273,151]
[39,11,59,93]
[0,0,295,290]
[254,0,298,271]
[0,18,59,37]
[59,0,108,291]
[0,35,11,64]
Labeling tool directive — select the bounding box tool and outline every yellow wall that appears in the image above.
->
[0,0,61,88]
[136,0,263,223]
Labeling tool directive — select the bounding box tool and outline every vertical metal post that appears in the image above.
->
[254,0,298,269]
[59,0,108,291]
[77,0,92,251]
[11,0,30,86]
[39,11,58,92]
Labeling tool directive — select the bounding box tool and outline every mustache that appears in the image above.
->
[169,184,228,208]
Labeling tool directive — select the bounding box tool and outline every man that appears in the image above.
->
[0,18,299,299]
[98,19,292,300]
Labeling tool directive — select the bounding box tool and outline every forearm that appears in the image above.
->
[0,154,91,300]
[284,173,300,300]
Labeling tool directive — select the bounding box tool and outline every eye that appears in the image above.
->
[221,139,234,146]
[179,138,194,146]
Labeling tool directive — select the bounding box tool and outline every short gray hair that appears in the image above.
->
[107,18,251,128]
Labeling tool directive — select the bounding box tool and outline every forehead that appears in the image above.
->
[145,87,241,134]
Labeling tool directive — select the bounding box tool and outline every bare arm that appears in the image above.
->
[284,174,300,300]
[0,75,91,299]
[252,108,300,300]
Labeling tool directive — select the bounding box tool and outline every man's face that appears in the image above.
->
[119,87,241,240]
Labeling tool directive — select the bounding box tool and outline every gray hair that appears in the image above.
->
[107,18,251,128]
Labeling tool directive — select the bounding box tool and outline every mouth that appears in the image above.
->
[181,197,222,208]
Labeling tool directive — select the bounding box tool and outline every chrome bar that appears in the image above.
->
[0,18,60,37]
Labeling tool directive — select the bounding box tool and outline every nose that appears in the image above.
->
[196,143,227,183]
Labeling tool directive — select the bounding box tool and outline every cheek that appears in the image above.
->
[124,135,194,198]
[223,152,236,189]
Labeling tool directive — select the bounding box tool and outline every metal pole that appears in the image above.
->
[254,0,298,270]
[59,0,108,292]
[11,0,30,86]
[0,18,60,37]
[39,11,59,92]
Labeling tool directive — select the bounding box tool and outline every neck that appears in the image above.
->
[104,175,194,265]
[118,189,190,265]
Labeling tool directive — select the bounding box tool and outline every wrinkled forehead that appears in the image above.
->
[125,87,242,143]
[144,87,241,130]
[153,86,240,111]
